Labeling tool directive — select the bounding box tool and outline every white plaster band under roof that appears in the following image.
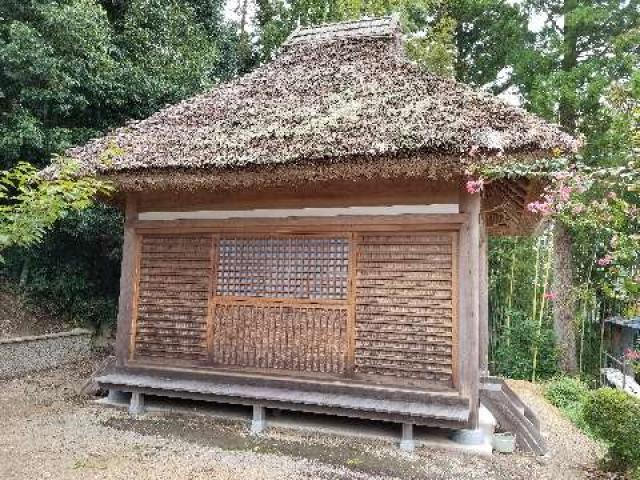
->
[138,204,459,221]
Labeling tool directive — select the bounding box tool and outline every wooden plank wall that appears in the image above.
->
[211,304,348,373]
[132,235,212,363]
[354,233,455,386]
[125,221,463,392]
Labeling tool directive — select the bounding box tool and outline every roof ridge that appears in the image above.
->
[284,15,400,47]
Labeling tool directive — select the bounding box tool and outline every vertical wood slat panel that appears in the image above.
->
[133,234,212,363]
[211,304,348,374]
[354,232,455,386]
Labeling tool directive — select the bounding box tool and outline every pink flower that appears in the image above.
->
[543,292,557,301]
[527,201,554,216]
[468,145,480,157]
[466,178,484,194]
[558,185,573,202]
[597,255,613,267]
[624,348,640,361]
[572,204,585,215]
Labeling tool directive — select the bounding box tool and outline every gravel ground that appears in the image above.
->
[0,360,611,480]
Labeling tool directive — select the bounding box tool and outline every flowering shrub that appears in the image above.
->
[466,153,640,303]
[465,178,484,194]
[624,348,640,362]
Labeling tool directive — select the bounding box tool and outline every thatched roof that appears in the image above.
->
[67,16,578,187]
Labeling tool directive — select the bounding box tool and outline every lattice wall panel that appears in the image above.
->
[134,235,212,362]
[216,237,348,300]
[211,304,348,374]
[354,233,455,385]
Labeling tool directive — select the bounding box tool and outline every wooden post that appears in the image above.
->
[479,218,489,377]
[459,187,481,429]
[114,194,139,367]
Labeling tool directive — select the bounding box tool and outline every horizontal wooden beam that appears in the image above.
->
[133,214,469,234]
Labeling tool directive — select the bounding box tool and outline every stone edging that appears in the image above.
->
[0,328,92,345]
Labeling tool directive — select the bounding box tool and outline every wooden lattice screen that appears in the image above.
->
[211,236,350,373]
[216,237,349,299]
[131,228,457,387]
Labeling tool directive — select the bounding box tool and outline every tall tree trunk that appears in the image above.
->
[552,222,578,374]
[559,0,578,132]
[551,0,579,374]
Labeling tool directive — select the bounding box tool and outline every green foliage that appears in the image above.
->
[0,158,112,255]
[450,0,529,89]
[0,0,120,167]
[0,0,237,330]
[0,0,235,169]
[4,205,123,331]
[489,236,559,380]
[118,0,218,117]
[583,388,640,476]
[518,0,639,163]
[545,377,590,429]
[491,308,558,380]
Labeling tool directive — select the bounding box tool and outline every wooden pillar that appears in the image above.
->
[479,218,489,377]
[115,194,139,366]
[458,188,481,429]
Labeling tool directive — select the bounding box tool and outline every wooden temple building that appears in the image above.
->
[68,17,578,450]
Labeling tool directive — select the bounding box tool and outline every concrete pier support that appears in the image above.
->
[450,428,486,446]
[129,392,145,415]
[251,405,266,434]
[107,389,129,404]
[400,423,415,452]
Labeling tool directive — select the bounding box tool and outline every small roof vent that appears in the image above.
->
[285,16,400,46]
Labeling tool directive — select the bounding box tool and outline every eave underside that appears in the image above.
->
[102,154,545,236]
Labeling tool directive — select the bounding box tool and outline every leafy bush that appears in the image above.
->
[545,377,590,429]
[546,377,589,409]
[583,388,640,477]
[492,308,558,380]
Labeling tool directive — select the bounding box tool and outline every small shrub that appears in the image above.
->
[583,388,640,477]
[545,377,590,429]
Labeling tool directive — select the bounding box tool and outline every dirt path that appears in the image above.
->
[0,361,608,480]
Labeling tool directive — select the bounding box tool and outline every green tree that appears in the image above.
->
[512,0,639,373]
[0,159,112,254]
[0,0,120,168]
[0,0,236,330]
[117,0,219,118]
